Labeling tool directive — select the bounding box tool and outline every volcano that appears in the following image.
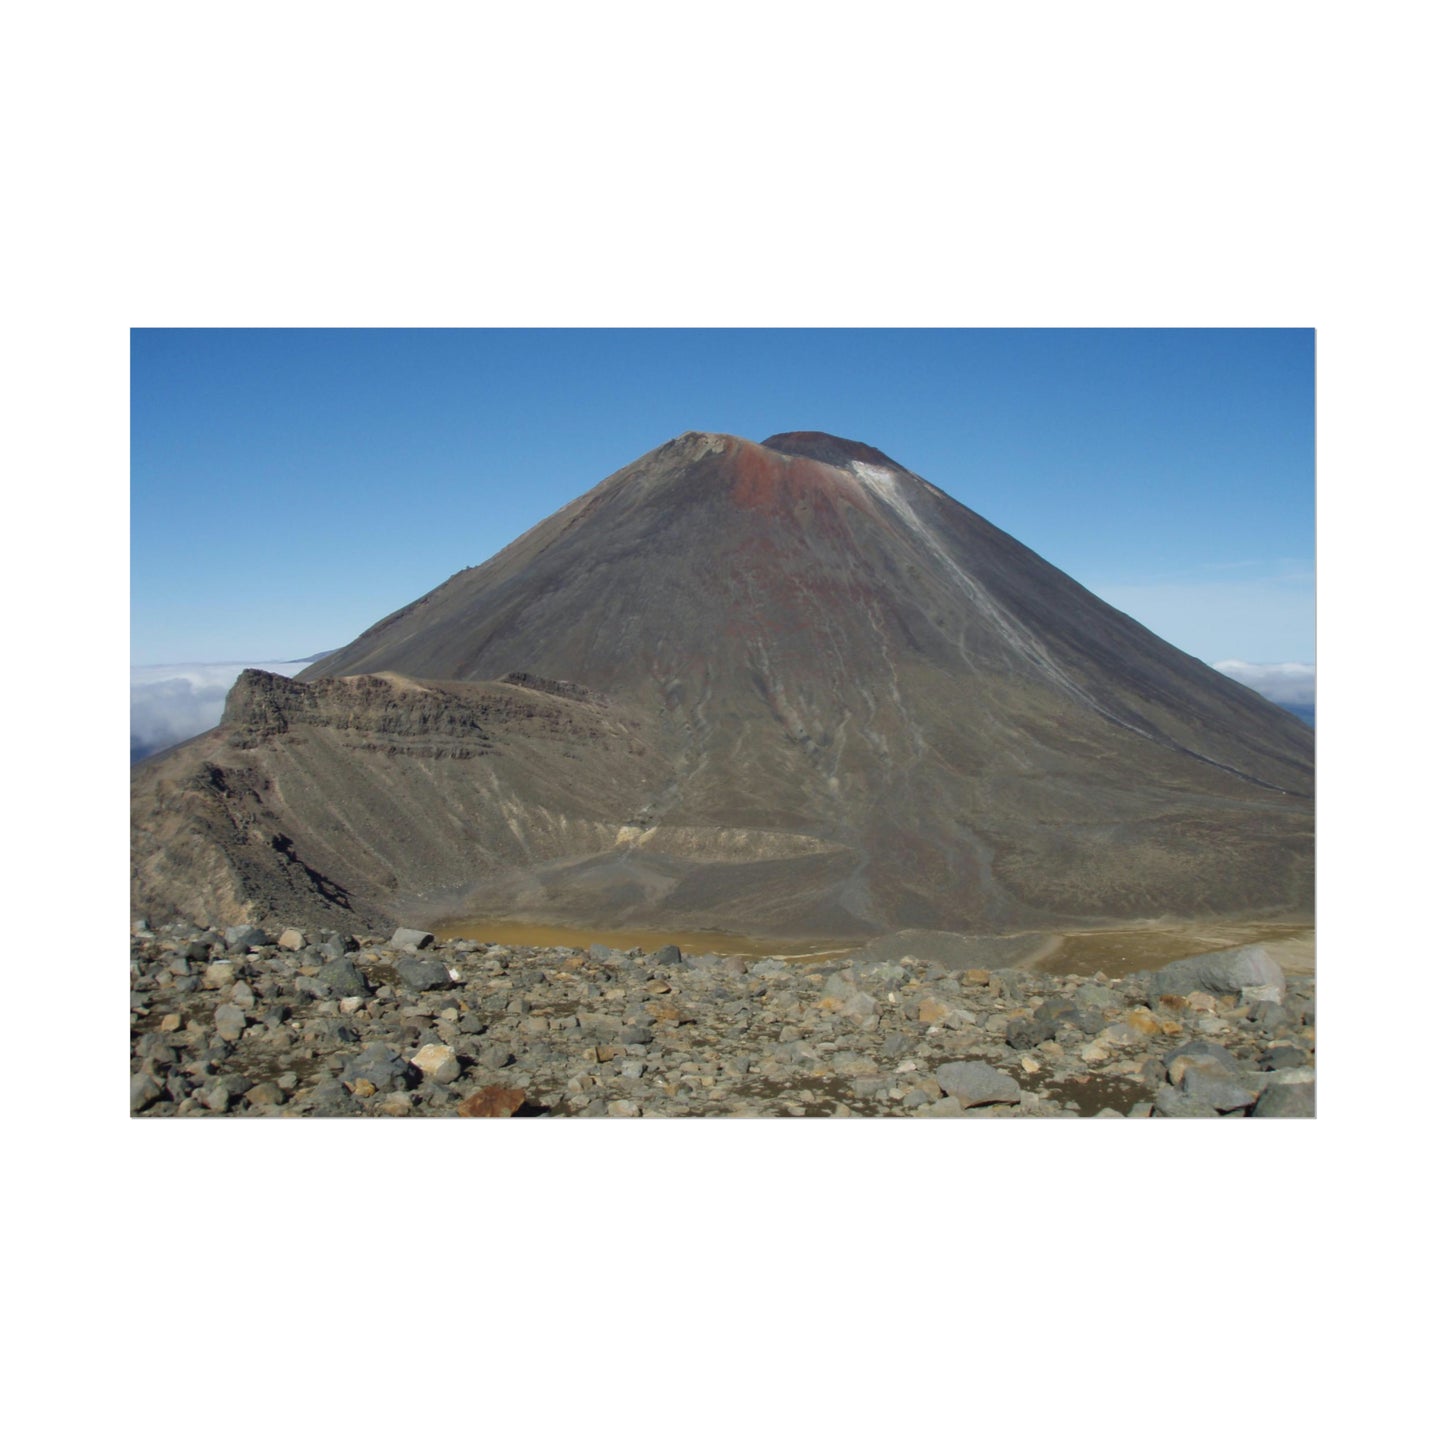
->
[131,430,1313,937]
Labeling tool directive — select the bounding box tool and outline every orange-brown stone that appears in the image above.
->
[1123,1007,1164,1036]
[458,1085,527,1118]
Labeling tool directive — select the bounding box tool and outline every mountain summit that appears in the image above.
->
[133,431,1313,935]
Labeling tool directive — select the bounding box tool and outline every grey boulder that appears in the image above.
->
[316,957,371,997]
[1151,1085,1220,1118]
[340,1044,416,1093]
[1178,1064,1259,1113]
[1259,1044,1311,1071]
[1164,1041,1245,1083]
[213,1003,248,1042]
[936,1061,1021,1108]
[396,956,452,992]
[224,924,269,950]
[1006,1016,1054,1051]
[131,1071,163,1112]
[1074,984,1122,1011]
[1252,1079,1316,1117]
[1149,945,1287,1000]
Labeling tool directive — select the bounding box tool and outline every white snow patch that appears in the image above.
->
[852,463,934,544]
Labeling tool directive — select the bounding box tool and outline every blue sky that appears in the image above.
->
[132,328,1314,668]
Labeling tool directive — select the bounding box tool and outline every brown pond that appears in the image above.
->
[433,919,862,963]
[433,917,1314,977]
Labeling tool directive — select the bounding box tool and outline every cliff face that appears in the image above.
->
[220,671,495,753]
[134,431,1313,936]
[131,672,668,930]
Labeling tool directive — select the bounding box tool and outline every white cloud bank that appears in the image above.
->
[1211,660,1316,708]
[131,659,314,761]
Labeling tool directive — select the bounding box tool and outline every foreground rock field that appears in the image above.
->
[129,922,1316,1118]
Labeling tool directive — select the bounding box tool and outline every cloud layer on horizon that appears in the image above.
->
[131,660,310,761]
[1211,659,1315,707]
[133,655,1317,762]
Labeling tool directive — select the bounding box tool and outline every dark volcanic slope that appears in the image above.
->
[134,431,1313,934]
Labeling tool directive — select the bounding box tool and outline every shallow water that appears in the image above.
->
[1033,1071,1154,1116]
[433,918,861,963]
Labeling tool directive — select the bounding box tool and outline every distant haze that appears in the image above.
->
[1211,661,1315,727]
